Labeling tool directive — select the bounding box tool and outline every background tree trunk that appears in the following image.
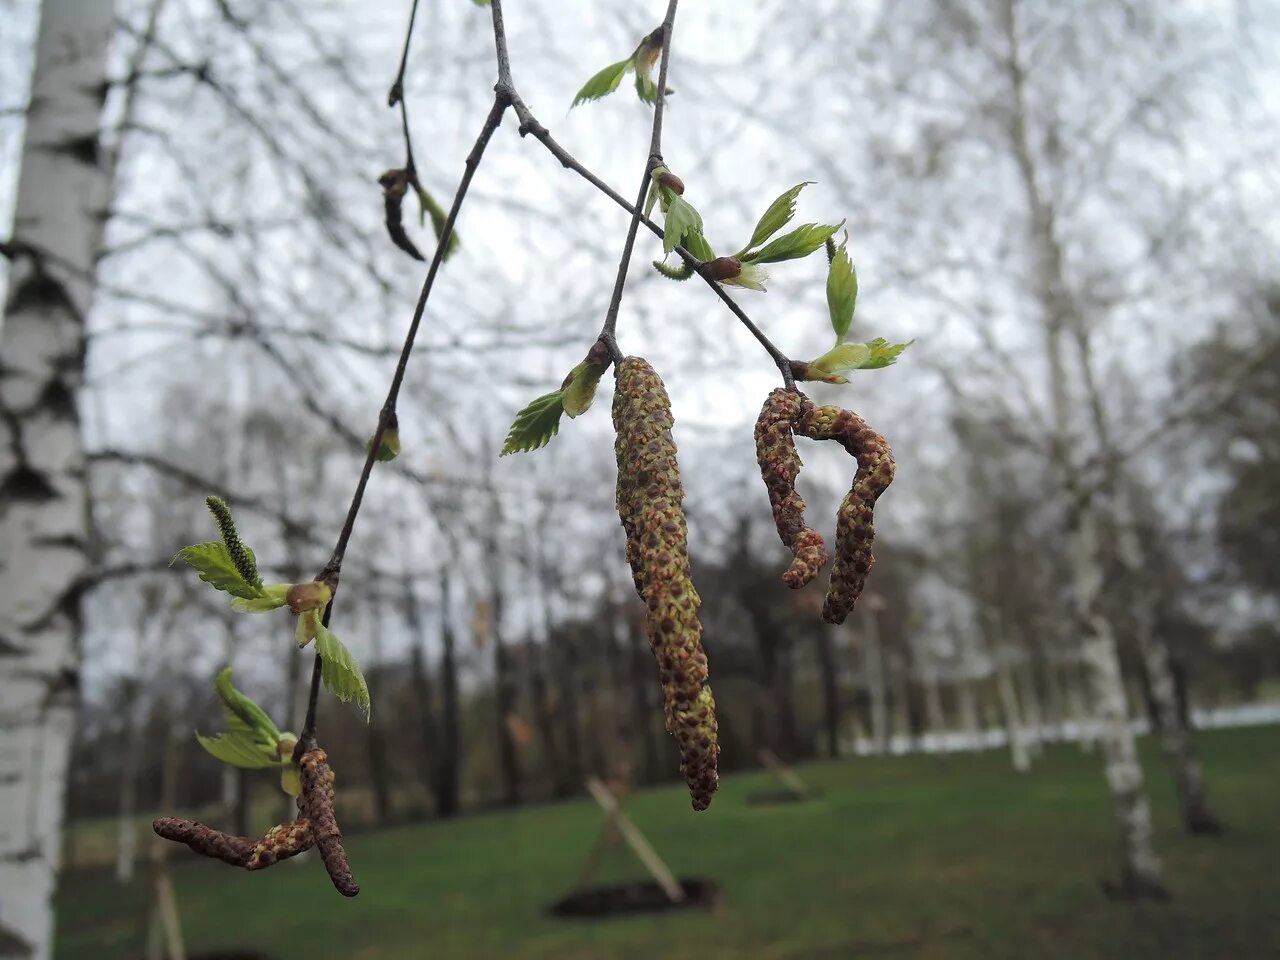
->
[0,3,115,956]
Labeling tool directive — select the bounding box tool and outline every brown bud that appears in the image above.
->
[286,580,331,614]
[700,256,742,282]
[656,170,685,195]
[613,357,719,811]
[298,749,359,897]
[796,403,895,624]
[755,389,829,589]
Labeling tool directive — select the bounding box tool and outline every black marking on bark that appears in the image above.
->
[0,772,20,785]
[0,465,59,504]
[0,919,34,958]
[32,533,85,551]
[1,844,41,863]
[37,378,77,419]
[46,133,101,167]
[0,635,24,656]
[5,270,76,316]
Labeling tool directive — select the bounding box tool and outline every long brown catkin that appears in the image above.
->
[613,357,719,811]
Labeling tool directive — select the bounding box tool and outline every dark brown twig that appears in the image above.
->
[595,2,679,362]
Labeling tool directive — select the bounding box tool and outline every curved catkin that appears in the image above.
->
[153,815,314,871]
[613,357,719,811]
[797,403,895,625]
[299,749,359,897]
[755,389,829,589]
[153,817,254,867]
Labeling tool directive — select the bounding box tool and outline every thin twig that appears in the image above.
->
[596,3,679,362]
[497,75,794,384]
[300,88,509,740]
[387,0,421,171]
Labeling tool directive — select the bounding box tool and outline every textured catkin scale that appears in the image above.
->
[754,389,830,589]
[612,358,719,811]
[298,749,359,897]
[796,403,895,625]
[153,815,314,872]
[152,817,254,867]
[246,818,314,871]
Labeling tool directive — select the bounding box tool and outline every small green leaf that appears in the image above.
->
[680,229,716,262]
[572,58,632,107]
[314,621,371,720]
[173,542,263,600]
[663,195,704,255]
[809,338,914,381]
[500,390,566,456]
[744,182,813,253]
[744,221,844,264]
[196,731,279,769]
[231,583,290,613]
[213,668,282,744]
[644,180,660,219]
[634,68,658,104]
[412,181,459,260]
[827,241,859,343]
[471,0,492,6]
[281,766,302,797]
[563,361,606,419]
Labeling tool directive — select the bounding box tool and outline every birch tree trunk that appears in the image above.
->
[1000,0,1166,897]
[0,4,114,956]
[995,655,1031,773]
[1111,487,1221,834]
[1071,313,1222,835]
[859,607,890,754]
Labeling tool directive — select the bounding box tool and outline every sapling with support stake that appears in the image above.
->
[154,0,911,894]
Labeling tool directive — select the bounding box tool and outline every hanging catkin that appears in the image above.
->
[796,402,895,624]
[755,388,829,589]
[298,748,360,896]
[612,357,719,810]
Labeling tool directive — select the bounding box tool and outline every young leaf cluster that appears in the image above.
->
[797,238,913,384]
[174,500,371,721]
[500,350,609,456]
[196,669,302,796]
[571,27,664,108]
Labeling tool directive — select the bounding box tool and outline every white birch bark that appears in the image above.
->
[1016,659,1045,757]
[1000,0,1165,896]
[860,607,889,754]
[0,3,114,956]
[1111,486,1221,834]
[995,655,1031,773]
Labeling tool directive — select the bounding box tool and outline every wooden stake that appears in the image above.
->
[584,778,684,903]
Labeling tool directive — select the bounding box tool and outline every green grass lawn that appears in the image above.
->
[56,726,1280,959]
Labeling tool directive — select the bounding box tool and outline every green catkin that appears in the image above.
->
[652,259,695,281]
[796,403,895,624]
[612,357,719,811]
[205,495,262,590]
[755,389,830,589]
